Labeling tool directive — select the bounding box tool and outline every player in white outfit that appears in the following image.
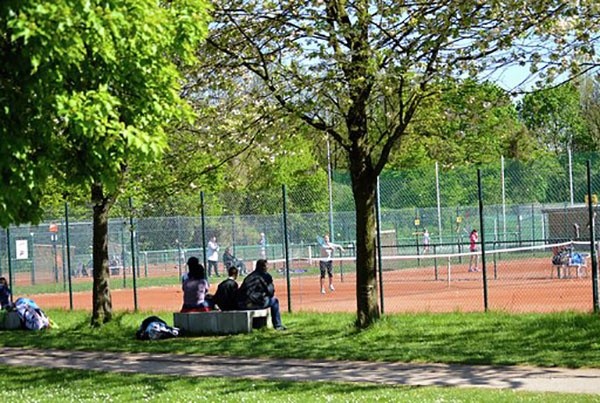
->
[319,235,344,294]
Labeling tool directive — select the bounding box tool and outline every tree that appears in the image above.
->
[1,0,210,325]
[580,74,600,150]
[202,1,599,327]
[388,79,532,170]
[519,82,591,152]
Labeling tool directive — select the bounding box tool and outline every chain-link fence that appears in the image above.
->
[1,153,599,314]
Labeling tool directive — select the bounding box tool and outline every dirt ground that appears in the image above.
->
[23,257,596,314]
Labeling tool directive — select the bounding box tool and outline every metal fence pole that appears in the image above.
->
[61,221,67,291]
[282,185,292,313]
[65,203,73,310]
[30,232,35,286]
[326,136,334,241]
[129,197,138,311]
[478,169,489,312]
[501,156,506,241]
[120,222,126,288]
[569,147,574,206]
[586,160,599,312]
[376,176,384,314]
[201,191,207,270]
[6,228,13,305]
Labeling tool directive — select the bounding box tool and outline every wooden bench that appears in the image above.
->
[173,309,272,335]
[0,311,21,330]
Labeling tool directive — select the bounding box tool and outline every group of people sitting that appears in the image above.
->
[181,256,286,331]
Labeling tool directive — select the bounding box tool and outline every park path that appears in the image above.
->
[1,347,600,394]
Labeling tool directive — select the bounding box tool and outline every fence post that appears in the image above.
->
[120,222,126,288]
[326,136,335,241]
[6,227,15,304]
[200,191,207,270]
[65,203,73,310]
[30,232,35,286]
[6,228,13,306]
[376,176,384,314]
[282,185,292,313]
[531,203,535,246]
[176,216,182,277]
[501,155,507,241]
[436,162,443,244]
[478,169,489,312]
[129,197,138,312]
[586,160,599,313]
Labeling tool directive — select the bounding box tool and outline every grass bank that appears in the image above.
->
[1,310,600,368]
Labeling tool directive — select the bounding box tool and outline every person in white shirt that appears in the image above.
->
[258,232,267,259]
[319,234,344,294]
[422,228,430,254]
[207,236,220,277]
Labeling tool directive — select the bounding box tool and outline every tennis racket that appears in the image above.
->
[316,235,325,246]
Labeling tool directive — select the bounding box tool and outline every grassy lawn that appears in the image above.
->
[0,364,595,402]
[1,310,600,368]
[2,310,600,401]
[13,276,180,295]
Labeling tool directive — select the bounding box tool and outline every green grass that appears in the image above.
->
[2,310,600,368]
[2,310,600,401]
[0,364,595,402]
[13,275,180,295]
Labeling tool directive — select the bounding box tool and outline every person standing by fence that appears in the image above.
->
[422,228,430,254]
[259,232,267,259]
[207,236,220,277]
[319,234,344,294]
[468,229,479,272]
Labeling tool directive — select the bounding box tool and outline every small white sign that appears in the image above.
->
[16,239,29,260]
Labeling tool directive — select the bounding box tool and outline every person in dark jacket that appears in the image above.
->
[237,259,286,330]
[214,266,239,311]
[0,277,13,310]
[222,247,247,275]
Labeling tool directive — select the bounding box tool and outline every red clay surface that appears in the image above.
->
[21,257,597,314]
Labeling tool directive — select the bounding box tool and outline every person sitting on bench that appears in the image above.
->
[223,247,247,275]
[181,257,211,312]
[237,259,286,330]
[214,266,239,311]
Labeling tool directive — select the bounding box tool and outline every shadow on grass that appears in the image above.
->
[1,310,600,368]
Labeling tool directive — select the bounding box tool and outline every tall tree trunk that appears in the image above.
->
[350,151,381,328]
[91,182,113,326]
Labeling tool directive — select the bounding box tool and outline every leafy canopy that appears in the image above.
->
[0,0,210,226]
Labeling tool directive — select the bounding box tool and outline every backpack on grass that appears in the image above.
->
[136,316,180,340]
[15,298,50,330]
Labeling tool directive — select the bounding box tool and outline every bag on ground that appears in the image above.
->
[15,298,50,330]
[136,316,180,340]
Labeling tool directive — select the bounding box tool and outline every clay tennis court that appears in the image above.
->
[24,256,596,314]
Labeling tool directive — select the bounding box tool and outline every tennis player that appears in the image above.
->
[468,229,479,272]
[319,234,344,294]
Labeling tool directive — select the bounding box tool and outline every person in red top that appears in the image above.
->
[468,229,479,272]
